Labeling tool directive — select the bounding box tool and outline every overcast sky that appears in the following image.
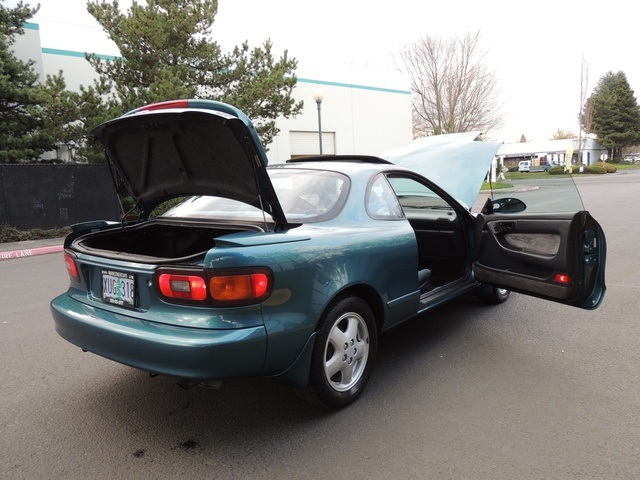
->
[8,0,640,143]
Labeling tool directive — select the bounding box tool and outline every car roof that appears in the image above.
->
[273,156,399,176]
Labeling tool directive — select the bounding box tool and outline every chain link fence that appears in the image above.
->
[0,164,121,230]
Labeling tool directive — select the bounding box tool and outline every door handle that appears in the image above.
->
[492,221,516,234]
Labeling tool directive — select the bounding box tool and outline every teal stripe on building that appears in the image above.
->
[298,77,411,96]
[41,48,119,61]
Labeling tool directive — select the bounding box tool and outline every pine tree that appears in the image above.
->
[86,0,302,146]
[1,1,87,162]
[587,71,640,159]
[0,1,49,162]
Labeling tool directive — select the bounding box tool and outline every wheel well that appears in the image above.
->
[325,284,385,333]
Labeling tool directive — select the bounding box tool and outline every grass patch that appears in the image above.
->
[505,172,550,180]
[482,181,513,190]
[613,163,640,170]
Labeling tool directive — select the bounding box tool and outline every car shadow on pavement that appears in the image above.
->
[69,293,499,462]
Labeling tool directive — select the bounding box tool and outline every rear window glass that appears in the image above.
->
[162,168,349,223]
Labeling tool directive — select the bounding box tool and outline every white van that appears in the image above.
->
[518,160,531,172]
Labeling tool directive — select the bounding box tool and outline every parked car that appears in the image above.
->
[518,160,531,172]
[50,100,607,408]
[518,160,550,172]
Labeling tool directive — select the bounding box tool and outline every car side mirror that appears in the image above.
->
[481,197,527,214]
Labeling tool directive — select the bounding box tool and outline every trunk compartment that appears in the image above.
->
[71,220,262,263]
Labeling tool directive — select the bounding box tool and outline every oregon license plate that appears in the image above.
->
[101,269,135,308]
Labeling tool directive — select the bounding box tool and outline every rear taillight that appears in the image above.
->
[155,268,272,306]
[136,99,189,112]
[64,252,79,282]
[209,272,270,302]
[157,273,207,301]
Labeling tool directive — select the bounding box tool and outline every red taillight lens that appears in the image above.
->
[158,273,207,301]
[64,252,79,281]
[138,99,189,112]
[155,268,272,306]
[209,272,270,302]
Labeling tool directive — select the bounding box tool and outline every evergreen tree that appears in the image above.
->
[86,0,302,146]
[586,71,640,159]
[1,1,87,162]
[0,1,49,162]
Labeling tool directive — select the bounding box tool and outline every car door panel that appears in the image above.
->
[474,211,606,309]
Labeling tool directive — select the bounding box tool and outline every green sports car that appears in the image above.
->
[50,100,606,408]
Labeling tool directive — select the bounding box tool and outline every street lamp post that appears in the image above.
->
[313,86,324,155]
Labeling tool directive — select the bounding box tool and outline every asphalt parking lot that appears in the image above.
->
[1,170,639,479]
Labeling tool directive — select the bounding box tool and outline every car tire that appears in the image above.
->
[301,295,377,408]
[481,287,511,305]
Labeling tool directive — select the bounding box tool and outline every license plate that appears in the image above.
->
[101,269,136,309]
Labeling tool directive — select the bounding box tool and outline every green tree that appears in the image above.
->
[586,71,640,159]
[0,1,48,161]
[85,0,302,145]
[1,1,88,162]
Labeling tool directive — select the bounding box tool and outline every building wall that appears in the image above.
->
[12,23,413,164]
[497,137,607,168]
[13,23,44,82]
[41,48,119,91]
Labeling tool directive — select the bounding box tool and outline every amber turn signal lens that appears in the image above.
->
[209,273,269,302]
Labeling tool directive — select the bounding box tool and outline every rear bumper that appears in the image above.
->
[50,294,267,380]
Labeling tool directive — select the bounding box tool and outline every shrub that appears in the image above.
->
[120,196,137,213]
[591,161,617,173]
[548,166,568,175]
[588,166,607,174]
[151,196,190,217]
[0,224,71,243]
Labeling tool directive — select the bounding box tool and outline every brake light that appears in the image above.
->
[158,273,207,300]
[139,100,189,112]
[554,273,571,284]
[210,272,270,302]
[64,252,79,282]
[155,268,272,305]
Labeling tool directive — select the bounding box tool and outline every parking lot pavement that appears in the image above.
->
[0,237,65,261]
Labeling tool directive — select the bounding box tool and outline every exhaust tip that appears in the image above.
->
[176,379,201,390]
[176,379,223,390]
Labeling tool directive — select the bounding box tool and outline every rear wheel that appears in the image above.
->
[301,295,377,408]
[481,287,511,304]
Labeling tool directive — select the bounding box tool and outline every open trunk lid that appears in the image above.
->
[90,100,288,230]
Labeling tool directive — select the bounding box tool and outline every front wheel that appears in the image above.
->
[301,295,377,408]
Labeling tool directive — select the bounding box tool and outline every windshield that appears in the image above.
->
[162,168,349,223]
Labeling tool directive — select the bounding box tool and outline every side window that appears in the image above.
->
[366,174,404,219]
[387,175,456,218]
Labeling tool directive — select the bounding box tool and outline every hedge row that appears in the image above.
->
[548,162,617,175]
[0,224,72,243]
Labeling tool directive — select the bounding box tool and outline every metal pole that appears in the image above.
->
[316,100,323,155]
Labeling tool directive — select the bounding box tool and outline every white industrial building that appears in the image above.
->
[12,22,413,164]
[497,137,607,168]
[13,22,608,168]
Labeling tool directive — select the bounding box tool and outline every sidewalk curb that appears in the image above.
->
[0,244,64,262]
